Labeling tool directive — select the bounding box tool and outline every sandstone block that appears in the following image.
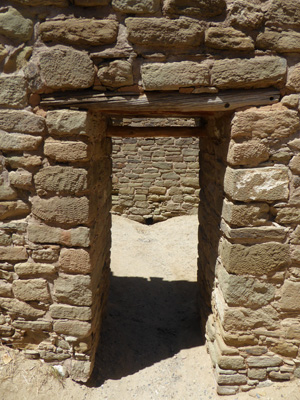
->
[142,61,209,91]
[227,140,269,166]
[0,110,45,134]
[273,207,300,225]
[12,0,68,5]
[257,29,300,53]
[292,226,300,244]
[74,0,109,4]
[211,56,286,89]
[0,297,45,318]
[0,201,30,221]
[0,181,17,201]
[50,304,91,321]
[205,27,254,51]
[287,65,300,92]
[266,0,300,28]
[54,274,92,306]
[279,281,300,311]
[59,248,91,274]
[0,246,27,261]
[217,373,247,385]
[32,248,59,263]
[34,166,87,195]
[163,0,226,18]
[39,19,118,46]
[248,368,267,380]
[0,7,33,42]
[39,47,95,90]
[113,0,159,13]
[70,360,91,382]
[44,138,88,162]
[12,320,52,331]
[53,320,91,338]
[231,106,299,140]
[0,130,42,152]
[6,156,42,169]
[126,18,203,47]
[229,0,263,29]
[271,341,298,358]
[224,166,289,202]
[247,356,282,368]
[220,239,290,275]
[46,110,87,136]
[32,196,90,227]
[0,281,12,297]
[98,60,133,88]
[0,75,27,109]
[290,156,300,175]
[9,170,32,189]
[15,262,56,277]
[12,278,50,302]
[28,223,90,247]
[0,45,8,63]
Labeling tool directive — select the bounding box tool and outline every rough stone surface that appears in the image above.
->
[0,201,30,221]
[0,247,27,261]
[39,19,118,46]
[229,0,264,29]
[0,75,27,109]
[163,0,226,18]
[9,170,32,189]
[266,0,300,28]
[74,0,109,4]
[31,196,90,227]
[12,0,68,5]
[287,64,300,92]
[224,167,289,202]
[211,57,286,89]
[39,47,95,90]
[12,279,50,302]
[126,18,203,47]
[141,62,209,90]
[257,29,300,53]
[113,0,160,13]
[247,356,282,368]
[59,248,91,274]
[221,200,269,227]
[279,281,300,311]
[46,110,87,136]
[44,139,89,162]
[50,304,91,321]
[0,281,12,297]
[15,262,56,277]
[54,275,92,306]
[0,297,45,318]
[34,166,87,195]
[28,224,90,247]
[0,130,42,152]
[98,60,133,88]
[53,320,91,338]
[12,320,52,331]
[205,27,254,51]
[227,140,269,166]
[0,110,45,134]
[219,239,290,275]
[70,360,91,382]
[274,207,300,225]
[0,7,33,42]
[290,156,300,174]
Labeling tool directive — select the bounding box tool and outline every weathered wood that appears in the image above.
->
[41,89,280,115]
[107,126,207,138]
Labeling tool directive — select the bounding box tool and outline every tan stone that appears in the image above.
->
[0,130,42,152]
[74,0,108,4]
[217,263,275,308]
[163,0,226,18]
[0,201,30,221]
[231,106,299,140]
[113,0,159,13]
[248,368,267,380]
[219,238,290,275]
[32,196,90,227]
[290,155,300,175]
[227,140,269,166]
[98,60,133,88]
[287,64,300,92]
[126,18,203,47]
[0,110,45,134]
[205,27,254,51]
[217,373,247,386]
[28,223,90,247]
[211,56,286,89]
[257,29,300,53]
[279,281,300,311]
[0,45,8,63]
[53,320,91,338]
[291,245,300,264]
[12,320,52,331]
[0,281,12,297]
[0,247,27,261]
[4,46,32,74]
[274,207,300,225]
[0,75,27,109]
[267,0,300,28]
[221,199,269,227]
[15,262,56,277]
[46,110,87,136]
[32,247,59,263]
[0,181,17,201]
[59,248,91,274]
[229,0,264,29]
[224,166,289,202]
[141,61,209,90]
[0,7,33,42]
[44,138,89,162]
[12,279,50,302]
[281,94,300,108]
[39,19,118,46]
[50,304,91,321]
[247,356,282,368]
[6,156,42,169]
[39,47,95,90]
[271,341,298,358]
[9,170,32,189]
[12,0,68,5]
[292,226,300,244]
[34,166,87,195]
[54,274,92,306]
[70,360,91,382]
[0,297,45,318]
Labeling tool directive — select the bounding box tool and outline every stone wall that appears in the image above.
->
[0,0,300,393]
[111,118,199,222]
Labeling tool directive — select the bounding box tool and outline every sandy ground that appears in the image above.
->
[0,215,300,400]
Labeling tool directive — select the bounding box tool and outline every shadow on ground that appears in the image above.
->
[89,274,204,386]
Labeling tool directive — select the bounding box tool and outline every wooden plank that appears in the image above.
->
[41,88,280,115]
[106,126,207,138]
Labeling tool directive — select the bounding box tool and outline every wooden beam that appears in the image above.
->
[41,88,280,115]
[106,126,207,138]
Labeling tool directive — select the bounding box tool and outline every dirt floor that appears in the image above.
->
[0,215,300,400]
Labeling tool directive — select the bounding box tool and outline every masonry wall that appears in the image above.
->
[0,0,300,393]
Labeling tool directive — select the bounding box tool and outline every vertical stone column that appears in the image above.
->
[205,102,300,395]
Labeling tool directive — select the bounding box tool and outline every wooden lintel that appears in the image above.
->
[41,88,280,115]
[107,126,207,138]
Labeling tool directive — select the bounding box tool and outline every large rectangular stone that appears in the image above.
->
[50,304,91,321]
[221,199,269,227]
[0,297,45,318]
[15,262,56,277]
[219,238,290,275]
[279,281,300,311]
[266,0,300,28]
[163,0,226,18]
[54,274,92,306]
[113,0,159,13]
[257,29,300,53]
[273,207,300,225]
[0,246,27,261]
[224,166,289,202]
[12,320,52,331]
[205,27,254,51]
[44,138,89,162]
[0,110,45,134]
[59,248,91,274]
[53,320,91,338]
[247,356,282,368]
[46,110,87,136]
[12,278,50,302]
[0,130,42,151]
[0,75,27,108]
[211,56,286,89]
[141,61,209,91]
[0,201,30,221]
